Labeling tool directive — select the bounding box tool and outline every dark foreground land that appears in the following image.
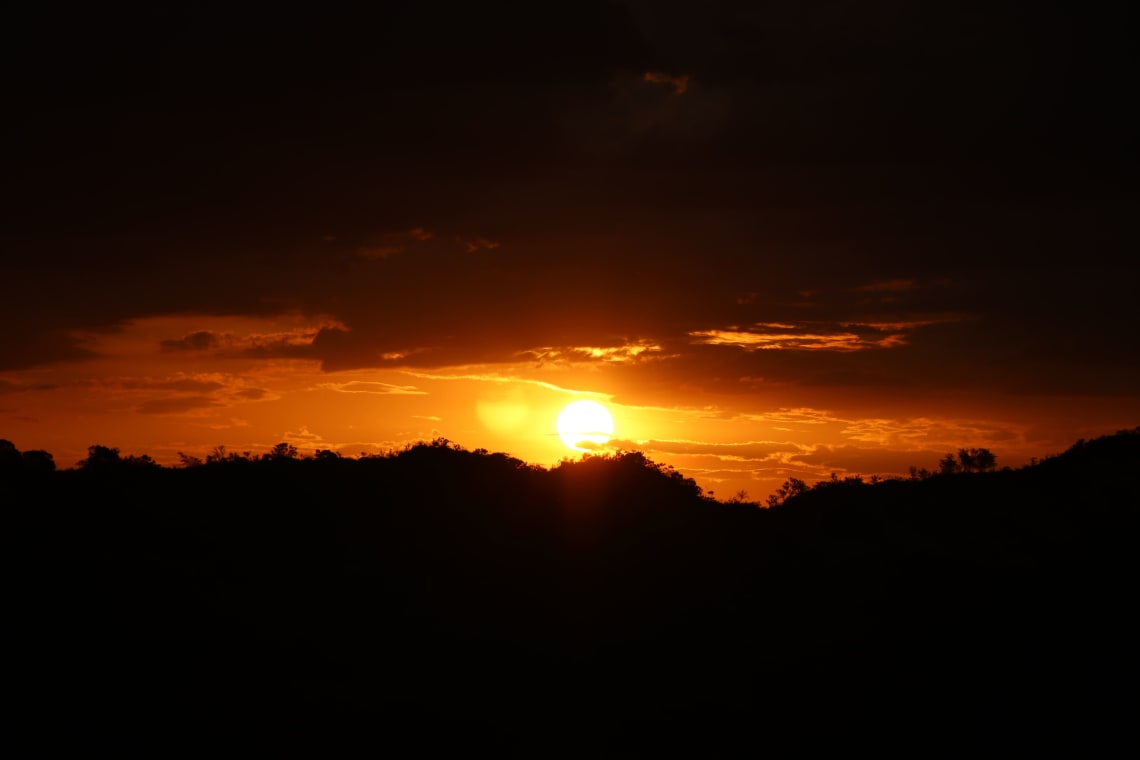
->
[6,431,1138,752]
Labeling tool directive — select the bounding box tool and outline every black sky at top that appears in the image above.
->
[4,1,1138,394]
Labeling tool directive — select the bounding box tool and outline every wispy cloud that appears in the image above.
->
[855,279,916,293]
[319,381,427,395]
[0,379,58,393]
[118,378,226,393]
[735,407,847,426]
[158,324,337,360]
[160,331,222,351]
[841,417,1024,449]
[689,320,942,351]
[357,227,499,259]
[611,437,810,462]
[79,372,278,417]
[522,340,667,365]
[691,329,878,351]
[460,236,501,253]
[283,425,324,444]
[644,71,691,95]
[357,227,435,258]
[404,370,588,396]
[137,395,225,415]
[356,245,404,259]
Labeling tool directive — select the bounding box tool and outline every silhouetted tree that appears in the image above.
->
[955,447,997,473]
[267,442,299,460]
[727,489,752,504]
[767,477,808,507]
[970,447,996,472]
[934,448,998,475]
[79,444,122,469]
[205,445,251,464]
[0,440,54,476]
[177,452,203,467]
[21,449,55,474]
[0,439,20,473]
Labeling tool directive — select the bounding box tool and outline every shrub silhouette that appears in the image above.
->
[936,446,998,474]
[78,444,122,469]
[0,439,55,477]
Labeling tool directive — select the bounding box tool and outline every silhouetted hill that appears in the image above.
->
[7,430,1138,751]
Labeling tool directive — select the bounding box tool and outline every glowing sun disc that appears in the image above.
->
[557,400,615,450]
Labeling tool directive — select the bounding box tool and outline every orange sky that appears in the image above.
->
[5,313,1137,502]
[4,3,1138,501]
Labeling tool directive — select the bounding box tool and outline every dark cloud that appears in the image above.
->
[0,380,58,394]
[239,336,321,361]
[116,378,226,393]
[643,71,691,95]
[0,330,98,371]
[137,396,224,415]
[160,332,223,351]
[159,379,225,393]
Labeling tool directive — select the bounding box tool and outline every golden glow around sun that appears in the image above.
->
[557,400,615,451]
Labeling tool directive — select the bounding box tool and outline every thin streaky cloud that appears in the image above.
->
[319,381,428,396]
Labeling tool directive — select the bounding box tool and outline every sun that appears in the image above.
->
[557,400,615,451]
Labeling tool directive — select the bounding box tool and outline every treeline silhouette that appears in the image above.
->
[6,429,1138,750]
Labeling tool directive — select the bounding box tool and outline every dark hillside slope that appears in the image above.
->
[9,431,1138,749]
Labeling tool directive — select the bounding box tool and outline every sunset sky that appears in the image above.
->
[5,2,1138,500]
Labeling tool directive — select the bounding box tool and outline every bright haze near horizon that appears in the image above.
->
[4,1,1138,500]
